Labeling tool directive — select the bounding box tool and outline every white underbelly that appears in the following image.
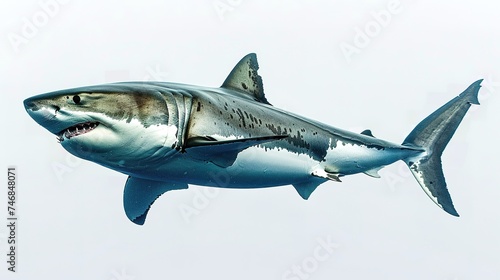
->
[323,140,409,175]
[147,146,320,189]
[126,141,409,189]
[228,146,319,187]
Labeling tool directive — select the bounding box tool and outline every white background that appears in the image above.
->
[1,0,499,279]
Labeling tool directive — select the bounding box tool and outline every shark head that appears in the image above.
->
[23,83,179,173]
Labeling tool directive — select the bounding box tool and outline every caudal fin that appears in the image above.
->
[402,80,483,216]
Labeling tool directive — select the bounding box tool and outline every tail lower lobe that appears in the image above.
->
[402,80,482,216]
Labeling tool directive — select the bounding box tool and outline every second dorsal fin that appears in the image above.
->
[221,53,271,105]
[361,129,375,137]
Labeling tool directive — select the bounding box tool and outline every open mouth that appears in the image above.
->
[57,122,99,142]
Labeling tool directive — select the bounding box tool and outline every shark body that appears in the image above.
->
[24,54,482,224]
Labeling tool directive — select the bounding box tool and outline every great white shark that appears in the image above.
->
[24,54,482,225]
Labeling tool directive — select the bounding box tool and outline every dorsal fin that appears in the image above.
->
[221,53,271,105]
[361,129,375,137]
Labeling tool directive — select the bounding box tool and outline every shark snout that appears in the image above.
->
[23,96,62,114]
[23,97,63,134]
[23,97,37,111]
[24,96,45,111]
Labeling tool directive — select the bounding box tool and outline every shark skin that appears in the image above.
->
[23,53,483,225]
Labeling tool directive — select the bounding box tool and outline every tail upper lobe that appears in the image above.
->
[402,80,482,216]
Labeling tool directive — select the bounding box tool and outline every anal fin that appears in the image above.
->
[363,166,384,178]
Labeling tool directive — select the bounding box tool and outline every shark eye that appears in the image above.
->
[73,95,81,104]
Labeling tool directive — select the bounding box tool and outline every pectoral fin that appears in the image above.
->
[123,177,188,225]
